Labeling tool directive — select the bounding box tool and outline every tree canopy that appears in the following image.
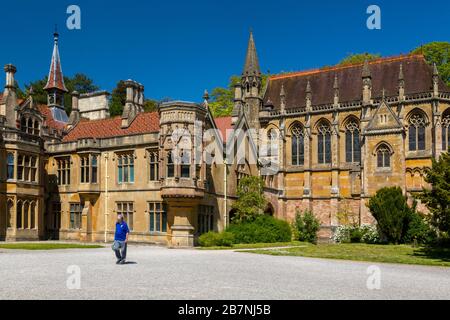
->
[338,53,381,66]
[412,42,450,86]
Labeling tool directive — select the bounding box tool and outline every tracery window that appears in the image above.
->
[291,124,304,166]
[442,110,450,152]
[317,122,332,164]
[345,120,360,163]
[377,144,391,169]
[408,112,427,151]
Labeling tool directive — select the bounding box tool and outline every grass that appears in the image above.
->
[0,243,104,251]
[198,241,304,250]
[243,243,450,267]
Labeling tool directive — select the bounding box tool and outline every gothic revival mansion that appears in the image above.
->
[1,32,450,246]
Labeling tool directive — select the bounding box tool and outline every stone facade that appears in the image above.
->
[1,32,450,245]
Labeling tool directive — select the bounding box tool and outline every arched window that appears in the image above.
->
[7,200,13,228]
[377,144,391,168]
[345,119,360,163]
[30,202,36,229]
[317,121,332,164]
[442,110,450,152]
[16,201,22,229]
[7,153,14,180]
[267,129,278,158]
[291,124,304,166]
[167,151,175,178]
[23,202,29,229]
[408,112,427,151]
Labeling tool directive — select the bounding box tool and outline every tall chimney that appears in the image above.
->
[67,91,80,127]
[4,64,17,90]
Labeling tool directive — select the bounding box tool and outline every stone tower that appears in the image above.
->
[43,31,69,123]
[233,32,262,130]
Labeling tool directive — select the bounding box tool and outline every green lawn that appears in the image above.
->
[0,243,104,250]
[198,241,304,250]
[242,243,450,267]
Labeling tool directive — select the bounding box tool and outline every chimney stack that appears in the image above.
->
[67,91,81,127]
[4,64,17,90]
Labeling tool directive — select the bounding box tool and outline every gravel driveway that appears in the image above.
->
[1,245,449,300]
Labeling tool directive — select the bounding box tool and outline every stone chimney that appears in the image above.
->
[78,91,110,121]
[0,64,18,126]
[67,91,81,128]
[121,79,142,128]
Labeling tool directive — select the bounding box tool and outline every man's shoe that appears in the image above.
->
[119,260,126,265]
[116,260,121,264]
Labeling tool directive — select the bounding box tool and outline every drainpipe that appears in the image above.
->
[223,158,228,229]
[104,153,109,243]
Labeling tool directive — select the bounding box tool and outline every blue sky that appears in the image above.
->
[1,0,449,101]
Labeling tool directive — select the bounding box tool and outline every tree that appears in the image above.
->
[292,210,320,244]
[367,187,412,244]
[109,80,127,116]
[419,152,450,235]
[338,53,381,66]
[231,176,267,223]
[412,42,450,86]
[24,73,99,114]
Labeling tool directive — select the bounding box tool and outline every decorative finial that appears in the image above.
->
[280,84,286,97]
[333,74,339,90]
[203,89,209,101]
[399,63,404,81]
[362,59,371,78]
[306,79,311,93]
[433,63,439,76]
[382,88,386,99]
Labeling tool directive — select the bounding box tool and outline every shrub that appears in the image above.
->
[403,211,437,245]
[198,231,235,247]
[360,225,381,244]
[367,187,412,244]
[292,210,320,244]
[333,224,380,244]
[227,215,292,244]
[231,176,267,223]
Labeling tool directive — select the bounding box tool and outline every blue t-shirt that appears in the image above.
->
[115,222,130,241]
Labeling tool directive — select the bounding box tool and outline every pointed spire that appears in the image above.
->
[362,59,371,78]
[242,31,261,77]
[399,63,404,81]
[382,88,386,100]
[44,31,68,92]
[433,63,439,76]
[306,79,312,94]
[280,84,286,98]
[333,74,339,90]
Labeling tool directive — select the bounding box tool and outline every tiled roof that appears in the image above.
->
[264,54,450,110]
[43,33,68,92]
[63,112,160,142]
[214,116,232,143]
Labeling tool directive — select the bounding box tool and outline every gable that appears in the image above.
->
[365,100,403,135]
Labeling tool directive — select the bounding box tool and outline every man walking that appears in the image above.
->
[113,214,130,265]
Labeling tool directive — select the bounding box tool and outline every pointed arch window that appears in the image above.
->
[267,129,278,158]
[345,120,360,163]
[317,122,332,164]
[377,144,391,168]
[291,124,304,166]
[408,112,427,151]
[442,110,450,152]
[7,153,14,180]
